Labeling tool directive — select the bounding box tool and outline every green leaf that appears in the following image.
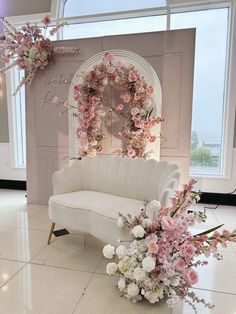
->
[194,224,224,236]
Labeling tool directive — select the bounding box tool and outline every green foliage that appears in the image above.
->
[191,146,216,167]
[191,131,199,150]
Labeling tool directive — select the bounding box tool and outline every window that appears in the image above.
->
[170,8,229,175]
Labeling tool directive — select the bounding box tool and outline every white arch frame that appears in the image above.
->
[68,49,162,159]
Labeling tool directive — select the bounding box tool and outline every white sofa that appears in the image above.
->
[48,155,180,245]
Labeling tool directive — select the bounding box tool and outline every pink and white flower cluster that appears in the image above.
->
[0,16,78,95]
[73,52,163,158]
[103,179,236,312]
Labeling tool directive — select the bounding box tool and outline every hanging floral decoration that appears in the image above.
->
[103,179,236,312]
[0,16,79,95]
[72,52,163,159]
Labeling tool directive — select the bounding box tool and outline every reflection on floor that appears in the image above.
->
[0,189,235,314]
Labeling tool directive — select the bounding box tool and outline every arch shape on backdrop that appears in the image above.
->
[68,49,162,160]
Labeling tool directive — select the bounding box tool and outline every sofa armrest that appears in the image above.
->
[158,165,180,207]
[52,161,82,195]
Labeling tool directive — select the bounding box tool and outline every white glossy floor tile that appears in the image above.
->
[31,234,103,272]
[0,228,48,262]
[73,273,171,314]
[0,264,92,314]
[171,288,236,314]
[195,252,236,294]
[0,259,25,287]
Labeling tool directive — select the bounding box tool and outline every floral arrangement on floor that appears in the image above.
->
[103,179,236,313]
[0,16,79,95]
[72,52,163,158]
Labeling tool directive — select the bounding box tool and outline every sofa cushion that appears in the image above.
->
[49,190,144,220]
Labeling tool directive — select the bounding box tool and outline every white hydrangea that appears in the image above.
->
[103,244,115,259]
[133,267,146,281]
[117,277,126,291]
[132,225,145,238]
[142,256,156,272]
[116,245,127,259]
[127,283,139,297]
[117,217,124,228]
[142,218,152,228]
[106,262,118,275]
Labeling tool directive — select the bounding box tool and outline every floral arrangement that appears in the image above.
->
[103,179,236,313]
[72,52,163,158]
[0,16,79,95]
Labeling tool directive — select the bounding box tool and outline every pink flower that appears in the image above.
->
[149,135,157,143]
[34,40,41,48]
[42,15,52,26]
[128,71,138,82]
[116,103,124,110]
[103,52,113,62]
[174,258,186,272]
[127,149,136,157]
[16,33,23,42]
[180,243,196,259]
[183,268,198,285]
[52,96,60,105]
[122,93,131,103]
[161,216,176,231]
[146,85,154,94]
[135,120,142,128]
[134,92,141,101]
[147,241,159,254]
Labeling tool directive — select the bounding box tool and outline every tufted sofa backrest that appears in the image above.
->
[66,155,180,202]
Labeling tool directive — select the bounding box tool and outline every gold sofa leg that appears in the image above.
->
[48,222,55,245]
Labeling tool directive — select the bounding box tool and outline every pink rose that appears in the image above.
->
[183,268,198,285]
[16,33,23,42]
[128,71,138,82]
[122,93,131,103]
[161,216,176,231]
[103,52,113,62]
[116,103,124,110]
[42,15,52,26]
[147,241,159,254]
[127,149,136,157]
[134,92,141,101]
[174,258,186,272]
[149,135,157,143]
[34,40,41,48]
[135,120,142,128]
[146,85,154,94]
[180,243,196,259]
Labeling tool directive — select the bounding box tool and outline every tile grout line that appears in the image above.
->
[71,255,103,314]
[0,262,27,289]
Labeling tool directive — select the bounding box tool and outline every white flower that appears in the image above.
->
[117,217,124,228]
[142,256,156,272]
[138,239,147,252]
[144,285,164,304]
[133,267,146,281]
[106,262,118,275]
[132,225,145,238]
[117,277,126,291]
[116,245,127,259]
[146,200,161,219]
[127,283,139,297]
[131,107,139,116]
[171,277,180,287]
[142,218,152,228]
[103,244,115,259]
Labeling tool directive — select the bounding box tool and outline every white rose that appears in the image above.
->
[106,262,118,275]
[103,244,115,259]
[142,256,156,272]
[117,217,124,228]
[146,200,161,219]
[116,245,127,259]
[142,218,152,228]
[117,277,126,291]
[131,107,139,116]
[127,283,139,297]
[133,267,146,281]
[132,225,145,238]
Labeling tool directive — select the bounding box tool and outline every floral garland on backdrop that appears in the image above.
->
[0,16,79,95]
[72,52,163,158]
[103,179,236,313]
